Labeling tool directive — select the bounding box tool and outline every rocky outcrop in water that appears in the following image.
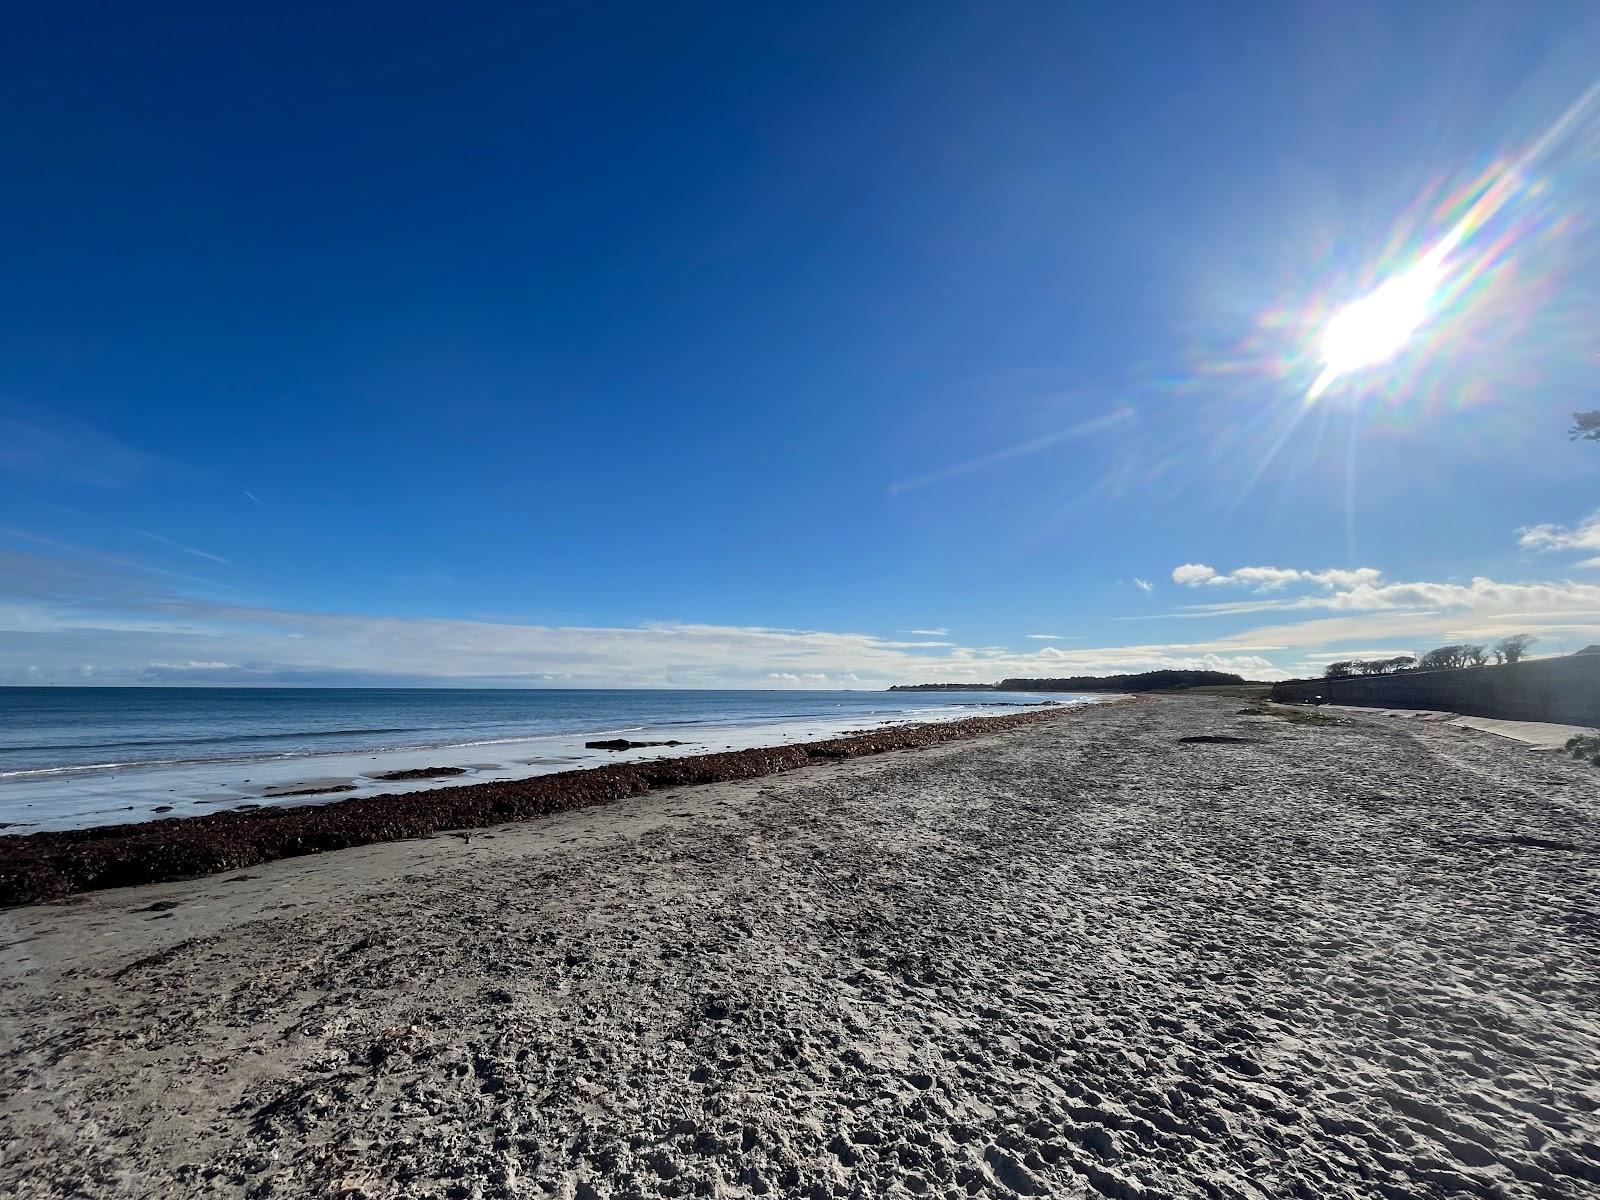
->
[583,739,687,751]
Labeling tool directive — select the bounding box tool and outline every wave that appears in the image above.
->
[0,725,436,756]
[0,723,656,782]
[0,699,1076,786]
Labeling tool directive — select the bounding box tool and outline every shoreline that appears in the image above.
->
[0,691,1077,834]
[0,699,1125,906]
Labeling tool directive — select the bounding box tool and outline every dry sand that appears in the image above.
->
[1,695,1597,1199]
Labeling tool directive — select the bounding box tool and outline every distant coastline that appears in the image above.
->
[890,669,1248,694]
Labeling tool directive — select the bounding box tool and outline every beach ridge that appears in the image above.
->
[3,694,1595,1197]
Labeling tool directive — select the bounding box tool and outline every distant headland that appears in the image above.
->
[889,670,1247,693]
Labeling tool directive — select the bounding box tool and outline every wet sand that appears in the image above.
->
[1,695,1597,1198]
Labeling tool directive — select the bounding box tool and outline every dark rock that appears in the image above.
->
[584,739,688,751]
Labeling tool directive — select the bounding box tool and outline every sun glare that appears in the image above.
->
[1309,256,1442,399]
[1323,261,1437,372]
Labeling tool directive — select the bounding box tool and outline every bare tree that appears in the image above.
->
[1422,644,1493,670]
[1324,661,1355,679]
[1493,633,1537,664]
[1419,645,1464,670]
[1572,411,1600,441]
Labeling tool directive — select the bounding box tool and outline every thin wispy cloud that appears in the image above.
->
[903,627,949,636]
[0,416,166,489]
[0,528,240,595]
[889,407,1134,495]
[138,531,231,565]
[1133,578,1153,592]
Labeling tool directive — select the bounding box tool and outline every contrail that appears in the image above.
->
[138,531,231,565]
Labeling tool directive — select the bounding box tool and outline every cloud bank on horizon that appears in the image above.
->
[5,526,1599,688]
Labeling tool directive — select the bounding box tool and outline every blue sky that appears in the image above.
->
[4,2,1600,687]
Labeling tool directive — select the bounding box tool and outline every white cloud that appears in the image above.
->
[1171,563,1216,585]
[903,628,949,636]
[1519,513,1600,557]
[1173,575,1600,617]
[1133,578,1153,592]
[1172,563,1383,591]
[1138,558,1600,670]
[1025,633,1070,640]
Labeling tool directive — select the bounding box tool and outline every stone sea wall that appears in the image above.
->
[1270,653,1600,726]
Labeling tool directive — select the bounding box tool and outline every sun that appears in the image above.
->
[1309,255,1442,398]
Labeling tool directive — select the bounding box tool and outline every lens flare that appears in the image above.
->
[1162,74,1600,524]
[1302,78,1600,403]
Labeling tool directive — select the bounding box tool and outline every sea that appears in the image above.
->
[0,687,1090,833]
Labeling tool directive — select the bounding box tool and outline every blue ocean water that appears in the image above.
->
[0,687,1069,782]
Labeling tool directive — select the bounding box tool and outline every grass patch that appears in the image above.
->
[1159,683,1275,700]
[1563,732,1600,765]
[1236,703,1345,727]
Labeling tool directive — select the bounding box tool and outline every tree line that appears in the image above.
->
[1324,634,1535,678]
[994,670,1246,692]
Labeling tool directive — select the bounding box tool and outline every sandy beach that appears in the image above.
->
[2,694,1597,1199]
